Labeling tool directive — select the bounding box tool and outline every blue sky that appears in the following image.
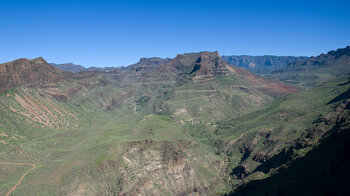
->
[1,0,350,67]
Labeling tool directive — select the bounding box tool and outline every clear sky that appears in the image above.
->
[1,0,350,67]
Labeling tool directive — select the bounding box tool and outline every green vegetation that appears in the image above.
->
[0,49,349,195]
[227,104,350,195]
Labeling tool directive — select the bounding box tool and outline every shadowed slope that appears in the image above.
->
[228,101,350,196]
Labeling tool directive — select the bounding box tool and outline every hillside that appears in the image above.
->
[215,75,350,194]
[0,51,298,195]
[229,105,350,195]
[222,55,308,75]
[0,48,349,195]
[269,46,350,88]
[227,77,350,195]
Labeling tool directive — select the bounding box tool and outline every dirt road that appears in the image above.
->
[0,162,36,196]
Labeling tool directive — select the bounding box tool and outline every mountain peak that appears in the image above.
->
[165,51,228,76]
[0,57,65,92]
[189,51,227,75]
[31,57,47,64]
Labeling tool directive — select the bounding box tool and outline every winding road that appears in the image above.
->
[0,162,36,196]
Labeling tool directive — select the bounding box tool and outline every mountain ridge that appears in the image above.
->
[50,62,117,73]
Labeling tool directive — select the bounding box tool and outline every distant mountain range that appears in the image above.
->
[50,62,116,73]
[221,46,350,88]
[222,55,308,74]
[51,55,309,74]
[49,63,86,73]
[51,47,349,89]
[268,46,350,88]
[120,57,171,73]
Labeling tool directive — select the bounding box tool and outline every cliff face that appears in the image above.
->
[0,57,66,93]
[163,51,229,76]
